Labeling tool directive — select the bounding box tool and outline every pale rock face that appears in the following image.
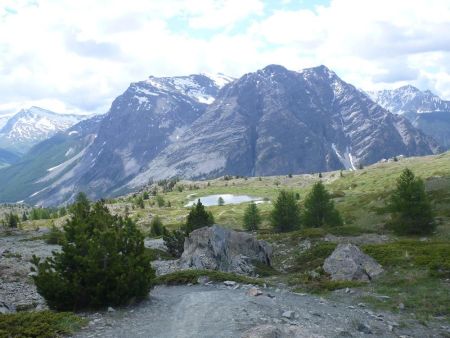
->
[323,243,384,281]
[179,225,272,275]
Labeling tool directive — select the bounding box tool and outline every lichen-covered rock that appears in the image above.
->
[323,244,383,281]
[179,225,272,275]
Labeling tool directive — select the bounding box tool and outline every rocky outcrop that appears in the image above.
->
[323,244,383,281]
[179,225,272,275]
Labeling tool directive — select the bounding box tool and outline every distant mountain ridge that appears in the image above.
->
[0,106,89,154]
[367,85,450,115]
[0,67,441,206]
[368,86,450,149]
[129,65,440,187]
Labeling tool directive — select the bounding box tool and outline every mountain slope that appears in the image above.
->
[0,106,88,154]
[0,115,103,204]
[129,65,440,187]
[0,148,20,168]
[1,74,233,205]
[368,86,450,149]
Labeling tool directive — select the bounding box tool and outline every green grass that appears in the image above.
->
[290,242,337,274]
[154,269,266,286]
[0,311,86,338]
[144,247,174,261]
[359,271,450,319]
[287,273,366,294]
[362,240,450,278]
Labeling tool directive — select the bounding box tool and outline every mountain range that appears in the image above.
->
[0,65,443,206]
[0,106,88,154]
[367,86,450,149]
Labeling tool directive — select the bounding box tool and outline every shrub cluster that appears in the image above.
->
[32,193,155,311]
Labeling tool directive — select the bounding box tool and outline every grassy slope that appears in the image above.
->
[107,152,450,238]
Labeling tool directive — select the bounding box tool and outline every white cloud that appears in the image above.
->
[0,0,449,117]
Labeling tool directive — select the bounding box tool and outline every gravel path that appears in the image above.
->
[0,230,57,311]
[74,284,442,338]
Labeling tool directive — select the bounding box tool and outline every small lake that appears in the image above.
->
[185,194,263,207]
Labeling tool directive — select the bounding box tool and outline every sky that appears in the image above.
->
[1,0,450,116]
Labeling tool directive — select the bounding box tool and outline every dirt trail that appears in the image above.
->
[74,284,439,338]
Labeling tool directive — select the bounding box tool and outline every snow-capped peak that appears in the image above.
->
[0,107,88,151]
[367,86,450,115]
[139,73,233,105]
[201,72,234,88]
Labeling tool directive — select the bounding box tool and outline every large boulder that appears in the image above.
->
[323,244,383,281]
[179,225,272,275]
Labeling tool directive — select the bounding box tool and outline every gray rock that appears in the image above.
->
[323,244,383,281]
[281,311,295,319]
[179,225,272,275]
[224,281,237,287]
[144,238,168,252]
[247,287,263,297]
[357,323,372,334]
[197,276,210,285]
[0,301,14,314]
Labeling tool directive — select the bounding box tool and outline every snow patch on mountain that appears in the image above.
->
[332,143,356,170]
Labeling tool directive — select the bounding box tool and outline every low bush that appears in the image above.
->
[290,242,337,273]
[149,216,164,237]
[144,247,174,261]
[362,240,450,278]
[0,311,86,338]
[44,224,65,245]
[154,269,265,286]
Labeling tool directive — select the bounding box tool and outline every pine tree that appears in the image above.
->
[31,193,154,310]
[150,215,164,236]
[136,196,145,209]
[155,195,165,208]
[303,181,343,228]
[243,202,261,231]
[7,212,19,228]
[163,228,185,258]
[218,197,225,206]
[185,200,214,234]
[388,168,435,235]
[270,190,301,232]
[22,212,28,222]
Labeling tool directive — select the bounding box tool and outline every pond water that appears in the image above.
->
[184,194,263,207]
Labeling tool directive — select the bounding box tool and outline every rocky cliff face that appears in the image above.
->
[129,65,440,187]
